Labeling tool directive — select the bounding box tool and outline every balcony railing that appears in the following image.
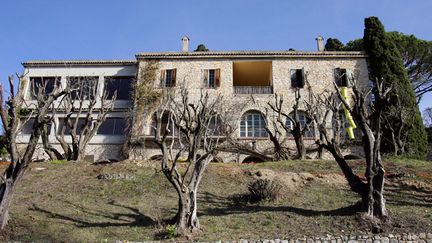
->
[234,86,273,94]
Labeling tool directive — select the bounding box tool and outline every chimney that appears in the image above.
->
[316,35,324,52]
[181,36,190,52]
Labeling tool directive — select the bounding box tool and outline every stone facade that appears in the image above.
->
[129,51,368,162]
[18,48,369,163]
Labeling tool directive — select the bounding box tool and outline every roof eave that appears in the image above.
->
[135,51,367,59]
[22,60,137,68]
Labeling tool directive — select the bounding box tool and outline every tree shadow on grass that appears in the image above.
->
[198,192,362,218]
[30,200,156,228]
[385,182,432,207]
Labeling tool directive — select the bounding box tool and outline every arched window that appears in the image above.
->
[240,111,268,138]
[149,112,176,136]
[207,115,223,136]
[335,112,362,140]
[285,112,315,138]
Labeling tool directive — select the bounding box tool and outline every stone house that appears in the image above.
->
[18,36,368,162]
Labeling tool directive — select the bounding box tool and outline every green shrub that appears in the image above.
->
[165,224,177,239]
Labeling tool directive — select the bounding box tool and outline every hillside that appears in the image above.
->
[0,158,431,241]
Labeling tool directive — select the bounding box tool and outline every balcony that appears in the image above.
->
[233,61,273,95]
[234,86,273,94]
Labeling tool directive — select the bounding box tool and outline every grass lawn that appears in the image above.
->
[0,158,431,241]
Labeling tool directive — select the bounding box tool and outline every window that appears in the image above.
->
[160,69,177,87]
[240,111,268,138]
[207,115,223,135]
[290,69,305,88]
[97,118,127,135]
[104,76,133,100]
[29,77,59,100]
[335,112,362,140]
[67,76,98,100]
[285,112,315,138]
[19,118,52,135]
[334,68,353,87]
[150,112,177,136]
[57,118,89,135]
[202,69,221,88]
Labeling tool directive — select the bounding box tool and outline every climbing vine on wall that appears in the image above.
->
[124,60,162,159]
[133,60,161,114]
[129,60,162,140]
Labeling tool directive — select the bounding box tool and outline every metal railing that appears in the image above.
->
[233,86,273,94]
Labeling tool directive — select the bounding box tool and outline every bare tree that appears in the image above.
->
[344,78,391,218]
[153,87,227,236]
[262,101,291,161]
[48,76,117,161]
[307,76,391,221]
[0,75,66,229]
[305,90,368,200]
[382,95,414,155]
[423,107,432,127]
[267,89,314,160]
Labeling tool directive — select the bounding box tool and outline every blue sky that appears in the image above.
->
[0,0,431,111]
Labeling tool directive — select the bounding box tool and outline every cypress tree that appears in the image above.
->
[363,16,427,159]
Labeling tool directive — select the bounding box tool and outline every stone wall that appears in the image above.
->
[18,143,123,162]
[130,56,368,162]
[204,233,431,243]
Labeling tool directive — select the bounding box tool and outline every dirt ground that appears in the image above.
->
[0,158,431,241]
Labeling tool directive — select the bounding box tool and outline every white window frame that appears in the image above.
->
[240,112,268,138]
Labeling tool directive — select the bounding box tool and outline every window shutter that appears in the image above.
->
[160,70,166,87]
[300,68,305,88]
[346,70,353,87]
[171,69,177,87]
[334,68,342,86]
[203,69,209,87]
[215,69,221,88]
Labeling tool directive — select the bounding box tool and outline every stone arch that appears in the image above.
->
[149,154,163,161]
[242,156,265,163]
[210,155,223,163]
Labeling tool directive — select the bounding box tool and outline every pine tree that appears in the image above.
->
[325,38,345,51]
[363,16,428,158]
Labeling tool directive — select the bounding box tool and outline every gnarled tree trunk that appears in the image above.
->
[0,75,67,229]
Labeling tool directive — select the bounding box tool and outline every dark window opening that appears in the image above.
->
[208,69,215,88]
[97,118,127,135]
[104,76,133,100]
[57,118,89,135]
[334,68,353,87]
[68,76,98,100]
[19,118,52,135]
[290,69,305,88]
[29,77,59,100]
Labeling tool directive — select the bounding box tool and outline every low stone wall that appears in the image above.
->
[17,143,124,162]
[210,233,432,243]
